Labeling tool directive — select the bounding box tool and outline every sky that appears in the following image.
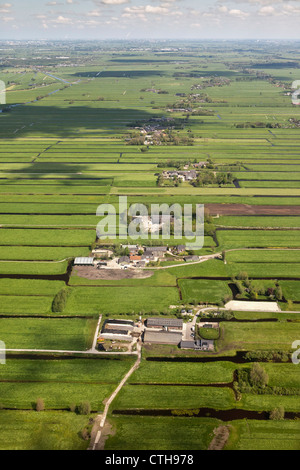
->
[0,0,300,40]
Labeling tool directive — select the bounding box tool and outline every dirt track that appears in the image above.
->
[206,204,300,216]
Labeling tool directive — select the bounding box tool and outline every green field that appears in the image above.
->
[226,420,300,451]
[0,317,97,350]
[179,279,232,304]
[0,411,92,450]
[0,357,135,410]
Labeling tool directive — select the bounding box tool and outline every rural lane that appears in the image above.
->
[90,340,142,451]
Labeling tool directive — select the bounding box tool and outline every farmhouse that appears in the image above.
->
[118,256,131,265]
[130,255,142,263]
[162,170,197,182]
[121,244,141,254]
[194,161,208,167]
[144,246,168,259]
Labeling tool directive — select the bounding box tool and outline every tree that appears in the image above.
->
[250,363,269,388]
[69,403,76,413]
[78,401,91,415]
[236,271,249,281]
[275,285,283,301]
[36,398,45,412]
[269,407,285,421]
[52,288,68,313]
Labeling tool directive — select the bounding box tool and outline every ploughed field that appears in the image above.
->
[0,41,299,451]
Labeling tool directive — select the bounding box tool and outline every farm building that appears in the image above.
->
[143,330,182,345]
[121,244,141,255]
[144,246,168,259]
[180,340,201,350]
[184,256,199,263]
[130,255,142,263]
[92,249,113,257]
[180,339,214,351]
[101,329,132,342]
[146,317,183,331]
[100,319,134,342]
[144,246,168,253]
[104,319,134,330]
[74,257,94,266]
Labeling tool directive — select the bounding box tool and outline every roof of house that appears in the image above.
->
[177,245,186,251]
[180,340,197,349]
[105,319,134,326]
[74,257,94,265]
[130,255,142,261]
[102,328,131,336]
[136,261,146,267]
[144,246,168,252]
[147,317,183,328]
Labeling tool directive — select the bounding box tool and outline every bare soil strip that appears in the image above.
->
[74,266,154,281]
[206,204,300,215]
[208,426,230,450]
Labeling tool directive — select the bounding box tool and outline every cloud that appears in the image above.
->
[258,5,276,15]
[52,14,73,23]
[101,0,129,4]
[228,8,249,18]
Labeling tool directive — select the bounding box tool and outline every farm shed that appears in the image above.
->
[146,318,183,330]
[184,256,199,262]
[74,257,94,266]
[180,340,200,350]
[143,330,182,345]
[104,319,134,332]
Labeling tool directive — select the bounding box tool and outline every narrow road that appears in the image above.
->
[90,341,142,451]
[142,253,221,270]
[4,348,137,356]
[89,314,102,353]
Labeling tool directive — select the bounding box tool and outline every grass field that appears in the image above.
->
[179,279,232,304]
[0,411,91,450]
[106,416,220,450]
[226,420,300,451]
[0,357,135,410]
[217,322,300,352]
[0,317,97,350]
